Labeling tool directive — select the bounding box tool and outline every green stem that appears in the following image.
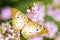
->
[8,20,12,24]
[0,25,2,33]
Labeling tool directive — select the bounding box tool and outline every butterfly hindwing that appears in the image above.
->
[12,8,28,30]
[21,21,36,38]
[21,20,48,38]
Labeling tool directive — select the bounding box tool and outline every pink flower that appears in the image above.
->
[7,34,14,38]
[0,38,4,40]
[47,5,55,17]
[47,5,60,22]
[56,37,60,40]
[0,34,2,38]
[28,36,43,40]
[53,9,60,22]
[8,29,14,33]
[2,23,7,34]
[26,2,45,24]
[1,23,20,40]
[1,6,11,20]
[54,32,60,40]
[1,23,11,34]
[44,21,58,38]
[5,37,9,40]
[52,0,60,6]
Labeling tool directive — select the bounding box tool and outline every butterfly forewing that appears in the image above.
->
[12,8,28,30]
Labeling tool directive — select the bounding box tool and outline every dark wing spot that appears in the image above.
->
[17,16,19,18]
[36,29,38,31]
[30,32,31,33]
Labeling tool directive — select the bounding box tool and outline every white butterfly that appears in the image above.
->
[12,8,48,38]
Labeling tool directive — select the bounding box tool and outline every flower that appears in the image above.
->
[0,23,20,40]
[53,9,60,22]
[52,0,60,6]
[5,37,9,40]
[0,38,5,40]
[1,23,11,34]
[55,36,60,40]
[28,35,43,40]
[26,2,45,24]
[47,5,60,22]
[47,5,55,17]
[44,21,58,38]
[1,6,12,20]
[54,32,60,40]
[0,34,2,38]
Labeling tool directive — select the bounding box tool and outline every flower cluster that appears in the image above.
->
[26,2,45,24]
[26,0,60,40]
[0,23,20,40]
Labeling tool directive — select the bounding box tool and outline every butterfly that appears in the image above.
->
[12,8,48,38]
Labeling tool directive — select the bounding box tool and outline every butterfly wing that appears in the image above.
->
[21,20,48,38]
[12,8,48,38]
[33,23,48,35]
[21,21,36,38]
[12,8,28,30]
